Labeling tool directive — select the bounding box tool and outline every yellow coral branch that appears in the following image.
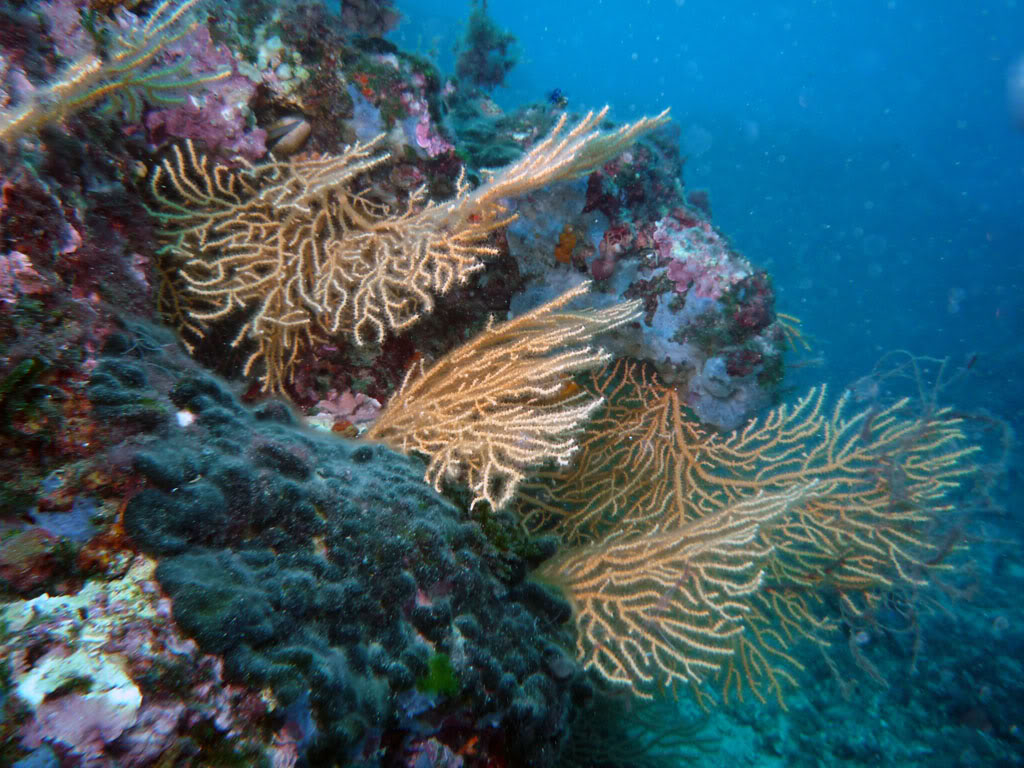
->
[535,483,819,698]
[151,107,671,392]
[367,282,641,510]
[0,0,229,144]
[521,359,980,702]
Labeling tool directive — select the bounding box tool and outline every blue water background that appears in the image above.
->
[393,0,1024,413]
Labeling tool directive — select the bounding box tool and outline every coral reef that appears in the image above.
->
[2,556,293,766]
[86,320,587,765]
[150,107,668,396]
[522,360,978,704]
[338,0,401,38]
[0,1,1014,766]
[142,23,266,160]
[502,119,784,430]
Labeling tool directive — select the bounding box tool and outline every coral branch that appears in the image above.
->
[367,282,641,511]
[0,0,229,144]
[151,108,669,392]
[535,483,819,698]
[521,360,979,702]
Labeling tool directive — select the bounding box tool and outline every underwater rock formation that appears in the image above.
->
[88,320,587,765]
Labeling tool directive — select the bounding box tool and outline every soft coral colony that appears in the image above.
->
[0,0,231,144]
[0,0,989,766]
[148,106,667,393]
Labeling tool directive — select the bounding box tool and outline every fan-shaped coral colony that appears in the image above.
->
[0,0,989,765]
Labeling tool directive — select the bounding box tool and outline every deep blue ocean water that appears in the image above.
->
[394,0,1024,408]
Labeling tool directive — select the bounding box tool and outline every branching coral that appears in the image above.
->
[367,282,641,511]
[521,360,979,703]
[0,0,230,143]
[150,106,670,393]
[535,483,819,699]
